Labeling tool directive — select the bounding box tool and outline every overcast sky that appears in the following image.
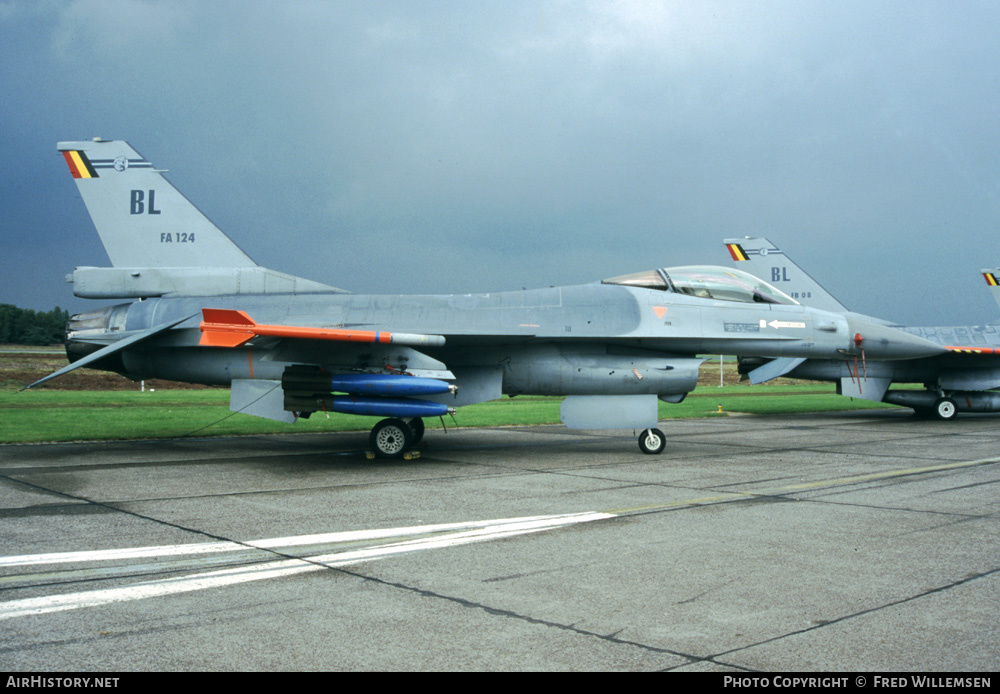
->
[2,1,998,327]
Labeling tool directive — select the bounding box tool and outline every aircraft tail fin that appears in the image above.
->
[723,237,849,313]
[58,139,257,268]
[59,139,347,298]
[983,269,1000,311]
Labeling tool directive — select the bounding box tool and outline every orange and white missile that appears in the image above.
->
[199,308,446,348]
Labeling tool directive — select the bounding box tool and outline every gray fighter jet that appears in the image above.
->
[725,237,1000,419]
[27,140,946,457]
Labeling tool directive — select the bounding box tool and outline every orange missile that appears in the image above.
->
[199,308,445,348]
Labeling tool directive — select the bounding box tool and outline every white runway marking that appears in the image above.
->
[0,514,608,568]
[0,512,614,620]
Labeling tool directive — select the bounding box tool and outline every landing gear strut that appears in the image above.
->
[638,428,666,455]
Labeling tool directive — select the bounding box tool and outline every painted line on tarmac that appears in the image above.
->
[605,456,1000,515]
[0,512,613,620]
[0,514,608,568]
[2,456,995,620]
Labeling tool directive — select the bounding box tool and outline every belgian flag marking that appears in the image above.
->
[726,243,749,262]
[984,272,998,287]
[62,150,98,179]
[946,346,1000,355]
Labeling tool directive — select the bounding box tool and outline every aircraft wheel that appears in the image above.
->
[370,418,413,458]
[405,417,425,445]
[932,397,957,421]
[638,428,666,455]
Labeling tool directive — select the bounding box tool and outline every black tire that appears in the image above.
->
[370,418,413,458]
[932,398,957,421]
[406,417,425,445]
[638,428,666,455]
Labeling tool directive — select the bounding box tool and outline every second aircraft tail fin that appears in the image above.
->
[724,237,848,313]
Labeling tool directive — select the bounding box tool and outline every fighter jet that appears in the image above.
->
[27,140,946,457]
[725,237,1000,419]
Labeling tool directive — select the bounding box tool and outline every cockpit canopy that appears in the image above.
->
[602,265,798,305]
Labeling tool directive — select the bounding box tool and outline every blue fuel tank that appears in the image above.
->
[330,396,452,418]
[328,374,454,397]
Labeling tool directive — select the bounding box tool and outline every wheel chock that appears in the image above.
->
[365,451,421,460]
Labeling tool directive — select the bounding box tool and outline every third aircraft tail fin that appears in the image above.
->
[983,269,1000,312]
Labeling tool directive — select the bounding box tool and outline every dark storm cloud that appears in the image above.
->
[2,1,998,327]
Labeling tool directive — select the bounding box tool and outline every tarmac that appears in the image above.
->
[1,411,998,672]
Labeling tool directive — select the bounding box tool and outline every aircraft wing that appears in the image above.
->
[196,308,495,423]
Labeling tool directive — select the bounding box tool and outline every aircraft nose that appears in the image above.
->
[845,316,946,360]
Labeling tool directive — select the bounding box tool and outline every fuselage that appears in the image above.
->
[66,279,940,401]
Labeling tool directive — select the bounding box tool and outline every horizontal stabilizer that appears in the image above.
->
[22,314,194,390]
[69,266,345,299]
[199,308,446,348]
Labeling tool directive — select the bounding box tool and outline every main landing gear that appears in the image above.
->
[932,397,957,420]
[638,428,666,455]
[369,418,669,457]
[912,396,958,421]
[369,417,425,459]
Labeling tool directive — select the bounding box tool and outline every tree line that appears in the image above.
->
[0,305,70,345]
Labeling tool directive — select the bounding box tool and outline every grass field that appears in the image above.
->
[0,346,896,443]
[0,385,897,444]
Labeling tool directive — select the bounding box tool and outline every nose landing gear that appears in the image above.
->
[638,428,666,454]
